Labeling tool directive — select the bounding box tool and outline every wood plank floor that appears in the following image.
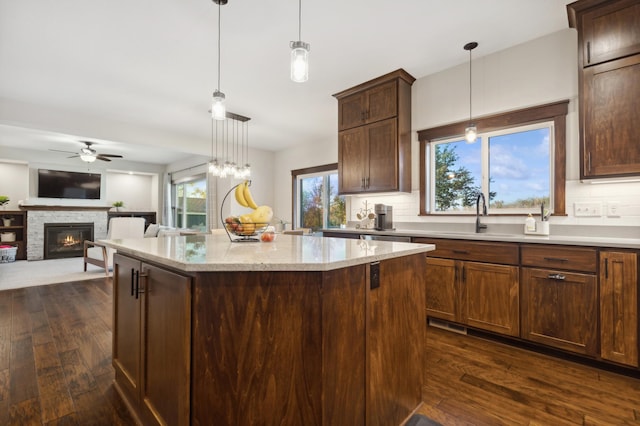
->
[2,278,640,425]
[0,278,134,425]
[417,326,640,426]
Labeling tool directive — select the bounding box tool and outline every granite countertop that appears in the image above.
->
[102,233,434,272]
[322,228,640,249]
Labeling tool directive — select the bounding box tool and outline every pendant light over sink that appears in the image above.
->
[290,0,310,82]
[464,41,478,143]
[211,0,227,120]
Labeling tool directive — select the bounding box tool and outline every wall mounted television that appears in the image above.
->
[37,169,102,200]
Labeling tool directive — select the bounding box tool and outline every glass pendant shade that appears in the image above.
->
[465,125,477,143]
[290,41,310,83]
[212,90,226,120]
[80,154,97,162]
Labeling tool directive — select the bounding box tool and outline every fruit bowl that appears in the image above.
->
[224,221,268,237]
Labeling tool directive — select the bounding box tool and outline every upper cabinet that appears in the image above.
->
[568,0,640,179]
[333,69,415,194]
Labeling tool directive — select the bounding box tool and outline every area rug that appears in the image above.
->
[405,414,443,426]
[0,257,108,290]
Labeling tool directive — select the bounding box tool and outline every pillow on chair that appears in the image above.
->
[144,223,160,238]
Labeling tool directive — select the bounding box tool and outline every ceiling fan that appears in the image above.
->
[50,141,124,163]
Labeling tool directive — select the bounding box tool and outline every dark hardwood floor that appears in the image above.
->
[418,326,640,425]
[0,278,134,425]
[2,278,640,425]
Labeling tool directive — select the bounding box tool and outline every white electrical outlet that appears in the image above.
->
[607,201,621,217]
[574,202,602,217]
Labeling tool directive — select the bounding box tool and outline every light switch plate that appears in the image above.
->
[574,202,602,217]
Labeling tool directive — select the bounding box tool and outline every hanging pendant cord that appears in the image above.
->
[469,48,472,122]
[217,1,221,91]
[298,0,302,40]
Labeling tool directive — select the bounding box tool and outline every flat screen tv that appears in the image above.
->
[37,169,102,200]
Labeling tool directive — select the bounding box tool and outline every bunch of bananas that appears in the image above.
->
[225,181,274,236]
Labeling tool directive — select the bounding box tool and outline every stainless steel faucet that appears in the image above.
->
[475,192,487,233]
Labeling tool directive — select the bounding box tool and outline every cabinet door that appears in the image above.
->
[600,251,638,367]
[366,118,398,192]
[582,0,640,66]
[141,263,191,426]
[425,257,459,322]
[521,268,598,356]
[365,80,397,124]
[112,254,142,404]
[338,92,366,131]
[461,262,519,337]
[338,127,367,193]
[583,54,640,177]
[368,255,425,426]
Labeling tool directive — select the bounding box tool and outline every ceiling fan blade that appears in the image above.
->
[99,154,123,158]
[49,149,78,154]
[67,155,80,159]
[96,156,112,162]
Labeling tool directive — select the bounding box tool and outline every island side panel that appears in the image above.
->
[191,271,323,426]
[368,253,427,426]
[321,264,367,425]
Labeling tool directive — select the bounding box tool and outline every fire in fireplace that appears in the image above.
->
[43,223,94,259]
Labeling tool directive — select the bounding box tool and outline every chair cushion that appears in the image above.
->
[144,223,160,238]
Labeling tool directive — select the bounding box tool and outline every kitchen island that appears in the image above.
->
[104,233,434,426]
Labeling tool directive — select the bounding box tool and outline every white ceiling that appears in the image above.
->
[0,0,573,165]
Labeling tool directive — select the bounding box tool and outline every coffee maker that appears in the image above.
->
[374,204,394,230]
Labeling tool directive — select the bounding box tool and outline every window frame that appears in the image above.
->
[171,173,208,231]
[291,163,344,230]
[427,121,555,214]
[418,100,569,216]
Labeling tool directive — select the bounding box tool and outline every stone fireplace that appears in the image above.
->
[25,206,109,260]
[43,222,94,259]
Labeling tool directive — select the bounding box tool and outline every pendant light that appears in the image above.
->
[209,110,251,179]
[211,0,227,120]
[290,0,310,83]
[464,41,478,143]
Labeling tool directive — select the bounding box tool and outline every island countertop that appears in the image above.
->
[103,233,434,272]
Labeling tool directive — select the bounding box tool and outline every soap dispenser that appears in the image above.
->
[525,214,536,233]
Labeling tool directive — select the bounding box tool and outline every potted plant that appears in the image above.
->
[2,216,13,227]
[112,201,124,212]
[0,196,9,209]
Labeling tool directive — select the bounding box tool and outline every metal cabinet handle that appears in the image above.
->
[547,273,566,280]
[604,258,608,279]
[587,41,591,64]
[453,250,470,254]
[130,268,135,296]
[543,257,568,263]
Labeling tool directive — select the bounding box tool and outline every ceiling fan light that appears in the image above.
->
[290,41,310,83]
[465,125,478,143]
[212,90,226,120]
[80,154,97,162]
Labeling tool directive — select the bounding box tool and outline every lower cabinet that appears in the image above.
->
[113,253,192,426]
[520,245,598,357]
[600,250,638,367]
[420,238,520,337]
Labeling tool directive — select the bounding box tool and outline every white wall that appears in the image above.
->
[0,160,29,210]
[105,172,155,211]
[273,29,640,229]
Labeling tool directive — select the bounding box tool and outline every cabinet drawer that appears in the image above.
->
[414,238,519,265]
[521,244,597,273]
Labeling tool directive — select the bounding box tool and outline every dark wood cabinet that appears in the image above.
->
[334,69,414,194]
[600,250,638,367]
[0,210,27,260]
[338,118,399,193]
[521,245,598,356]
[113,254,191,426]
[338,80,398,131]
[418,238,520,337]
[568,0,640,178]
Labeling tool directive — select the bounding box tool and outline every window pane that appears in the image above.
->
[488,128,550,209]
[300,176,324,231]
[176,184,185,228]
[184,179,207,232]
[434,140,481,212]
[327,173,346,228]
